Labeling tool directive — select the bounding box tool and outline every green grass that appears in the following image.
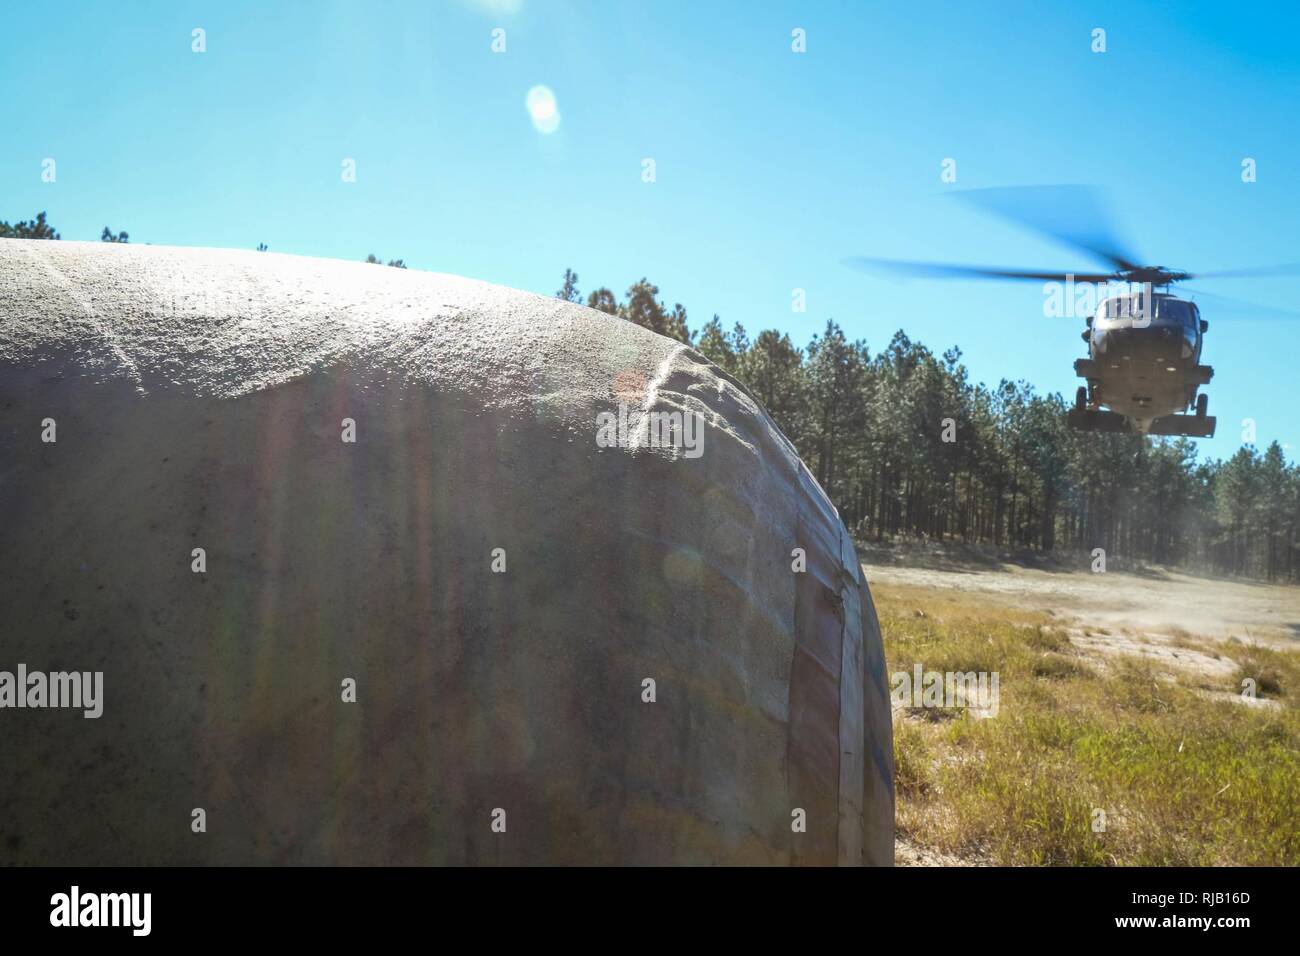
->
[878,587,1300,866]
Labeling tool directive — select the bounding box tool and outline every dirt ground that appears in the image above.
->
[866,561,1300,644]
[866,560,1300,684]
[867,558,1300,866]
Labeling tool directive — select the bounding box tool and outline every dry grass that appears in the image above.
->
[876,584,1300,866]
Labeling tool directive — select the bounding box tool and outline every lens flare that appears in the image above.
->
[525,85,560,134]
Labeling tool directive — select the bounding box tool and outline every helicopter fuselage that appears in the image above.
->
[1072,292,1215,436]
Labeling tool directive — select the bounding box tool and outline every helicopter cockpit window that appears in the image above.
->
[1157,299,1193,326]
[1103,296,1143,319]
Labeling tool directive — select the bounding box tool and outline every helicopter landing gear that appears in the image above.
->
[1196,393,1208,419]
[1075,386,1087,412]
[1068,406,1217,437]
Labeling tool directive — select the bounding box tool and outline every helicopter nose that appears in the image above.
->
[1096,326,1186,371]
[1096,326,1126,353]
[1096,324,1176,353]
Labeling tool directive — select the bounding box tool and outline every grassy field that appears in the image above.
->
[874,579,1300,866]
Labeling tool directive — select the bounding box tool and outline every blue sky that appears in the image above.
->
[4,0,1299,460]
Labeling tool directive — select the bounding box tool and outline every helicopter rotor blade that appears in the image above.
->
[843,256,1118,284]
[1187,262,1300,280]
[1182,286,1300,321]
[948,185,1144,272]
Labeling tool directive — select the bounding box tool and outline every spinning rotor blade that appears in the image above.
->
[1182,286,1300,321]
[845,185,1300,293]
[949,185,1143,272]
[1187,262,1300,280]
[843,256,1118,283]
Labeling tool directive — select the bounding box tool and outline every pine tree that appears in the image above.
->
[0,212,59,239]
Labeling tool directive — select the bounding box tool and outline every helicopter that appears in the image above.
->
[846,186,1300,438]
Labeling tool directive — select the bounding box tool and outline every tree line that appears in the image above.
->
[560,271,1300,582]
[0,211,398,265]
[0,212,130,243]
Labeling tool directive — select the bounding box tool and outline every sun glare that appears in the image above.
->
[525,85,560,134]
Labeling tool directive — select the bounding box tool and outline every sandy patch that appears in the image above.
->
[865,559,1300,687]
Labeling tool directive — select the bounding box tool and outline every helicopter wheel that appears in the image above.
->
[1075,386,1087,411]
[1196,393,1208,419]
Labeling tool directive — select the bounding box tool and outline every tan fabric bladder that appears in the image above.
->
[0,239,893,865]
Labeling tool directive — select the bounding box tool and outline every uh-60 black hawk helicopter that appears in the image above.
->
[847,185,1300,439]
